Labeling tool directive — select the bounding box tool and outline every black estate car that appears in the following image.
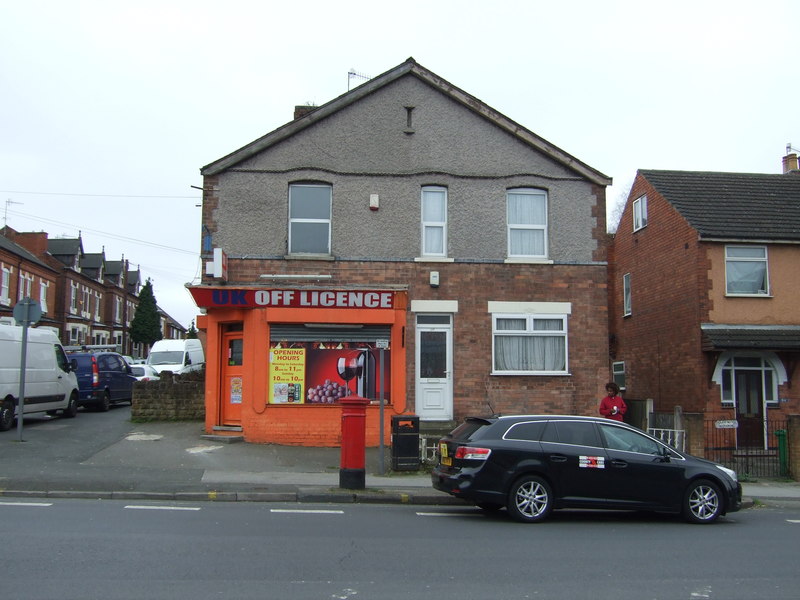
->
[431,415,742,524]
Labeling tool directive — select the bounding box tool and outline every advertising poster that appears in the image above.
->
[269,348,306,404]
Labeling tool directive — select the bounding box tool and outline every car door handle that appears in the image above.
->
[549,454,568,463]
[611,459,628,468]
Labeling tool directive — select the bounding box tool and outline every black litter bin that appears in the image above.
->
[391,415,420,471]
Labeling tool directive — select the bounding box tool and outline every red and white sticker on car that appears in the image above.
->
[579,456,605,469]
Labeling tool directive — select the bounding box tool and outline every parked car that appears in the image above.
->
[431,415,742,524]
[131,364,160,382]
[0,323,79,431]
[68,351,136,411]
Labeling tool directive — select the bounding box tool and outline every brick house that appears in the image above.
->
[190,58,612,446]
[609,153,800,471]
[0,231,59,328]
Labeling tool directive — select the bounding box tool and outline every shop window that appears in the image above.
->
[268,340,391,405]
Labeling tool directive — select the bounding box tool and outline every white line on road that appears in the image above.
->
[0,501,53,507]
[416,511,482,517]
[787,520,800,524]
[270,509,344,514]
[124,505,202,511]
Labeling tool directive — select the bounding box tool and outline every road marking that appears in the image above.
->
[787,520,800,524]
[124,505,201,511]
[270,509,344,514]
[416,511,482,517]
[0,501,53,507]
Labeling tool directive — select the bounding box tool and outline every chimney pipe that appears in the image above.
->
[294,105,315,120]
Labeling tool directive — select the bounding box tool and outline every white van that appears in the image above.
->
[0,323,80,431]
[146,338,205,375]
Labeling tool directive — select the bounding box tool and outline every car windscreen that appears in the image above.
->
[148,351,183,365]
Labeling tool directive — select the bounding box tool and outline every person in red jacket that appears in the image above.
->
[599,382,626,422]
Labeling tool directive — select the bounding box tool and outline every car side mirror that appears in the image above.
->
[659,446,672,463]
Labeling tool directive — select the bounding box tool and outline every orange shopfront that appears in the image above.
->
[189,287,408,446]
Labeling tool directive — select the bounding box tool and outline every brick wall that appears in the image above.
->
[131,370,205,421]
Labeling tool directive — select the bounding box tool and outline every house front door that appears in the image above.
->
[735,370,765,448]
[415,315,453,421]
[221,333,243,425]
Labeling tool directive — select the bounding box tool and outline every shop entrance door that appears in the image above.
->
[415,315,453,421]
[221,333,243,425]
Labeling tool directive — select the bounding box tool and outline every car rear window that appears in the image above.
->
[131,367,145,376]
[448,418,492,441]
[70,355,93,369]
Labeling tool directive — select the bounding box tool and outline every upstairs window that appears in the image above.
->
[289,183,332,255]
[39,280,49,313]
[633,195,648,231]
[421,186,447,257]
[18,271,33,301]
[726,245,768,295]
[1,264,11,305]
[507,188,548,258]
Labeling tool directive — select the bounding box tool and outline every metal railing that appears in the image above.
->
[648,428,686,452]
[704,418,789,478]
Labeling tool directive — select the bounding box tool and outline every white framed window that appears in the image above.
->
[612,361,626,391]
[726,245,768,295]
[70,281,79,314]
[421,186,447,257]
[633,194,648,231]
[94,291,102,321]
[492,313,568,375]
[115,296,122,324]
[18,271,34,301]
[289,183,332,255]
[39,279,49,313]
[507,188,548,258]
[1,264,12,305]
[623,273,632,316]
[81,286,91,317]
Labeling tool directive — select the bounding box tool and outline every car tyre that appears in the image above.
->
[96,391,111,412]
[507,475,553,523]
[0,399,15,431]
[62,392,78,419]
[683,479,722,524]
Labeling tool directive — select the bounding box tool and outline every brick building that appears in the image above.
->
[609,154,800,472]
[190,58,612,446]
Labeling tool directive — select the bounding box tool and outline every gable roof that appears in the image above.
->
[201,57,611,186]
[0,233,55,271]
[640,169,800,242]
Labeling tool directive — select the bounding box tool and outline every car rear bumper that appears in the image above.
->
[431,466,506,504]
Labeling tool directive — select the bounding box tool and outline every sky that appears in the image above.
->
[2,0,798,328]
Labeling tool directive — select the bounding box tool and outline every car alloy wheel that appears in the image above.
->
[684,479,722,524]
[507,475,553,523]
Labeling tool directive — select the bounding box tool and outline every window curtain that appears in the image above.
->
[727,261,766,294]
[508,193,545,256]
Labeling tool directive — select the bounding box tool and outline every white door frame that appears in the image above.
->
[415,314,453,421]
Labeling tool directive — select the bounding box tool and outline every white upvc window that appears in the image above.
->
[623,273,632,316]
[81,287,91,317]
[94,291,102,321]
[289,183,332,255]
[18,271,34,301]
[70,281,79,314]
[115,296,123,324]
[39,279,49,313]
[421,186,447,257]
[633,194,648,231]
[1,264,12,305]
[507,188,548,258]
[612,361,626,391]
[492,313,568,375]
[726,245,769,295]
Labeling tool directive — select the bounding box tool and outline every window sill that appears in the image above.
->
[504,257,553,265]
[491,371,571,377]
[284,254,335,261]
[724,293,772,298]
[414,257,454,263]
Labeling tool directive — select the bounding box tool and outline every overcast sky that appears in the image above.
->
[2,0,798,328]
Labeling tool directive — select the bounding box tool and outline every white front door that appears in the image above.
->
[415,315,453,421]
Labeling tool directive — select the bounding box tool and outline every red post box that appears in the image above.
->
[339,395,370,489]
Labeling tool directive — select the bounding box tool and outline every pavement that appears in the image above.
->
[1,409,799,510]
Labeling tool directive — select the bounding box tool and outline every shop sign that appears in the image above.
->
[189,287,394,309]
[269,349,306,404]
